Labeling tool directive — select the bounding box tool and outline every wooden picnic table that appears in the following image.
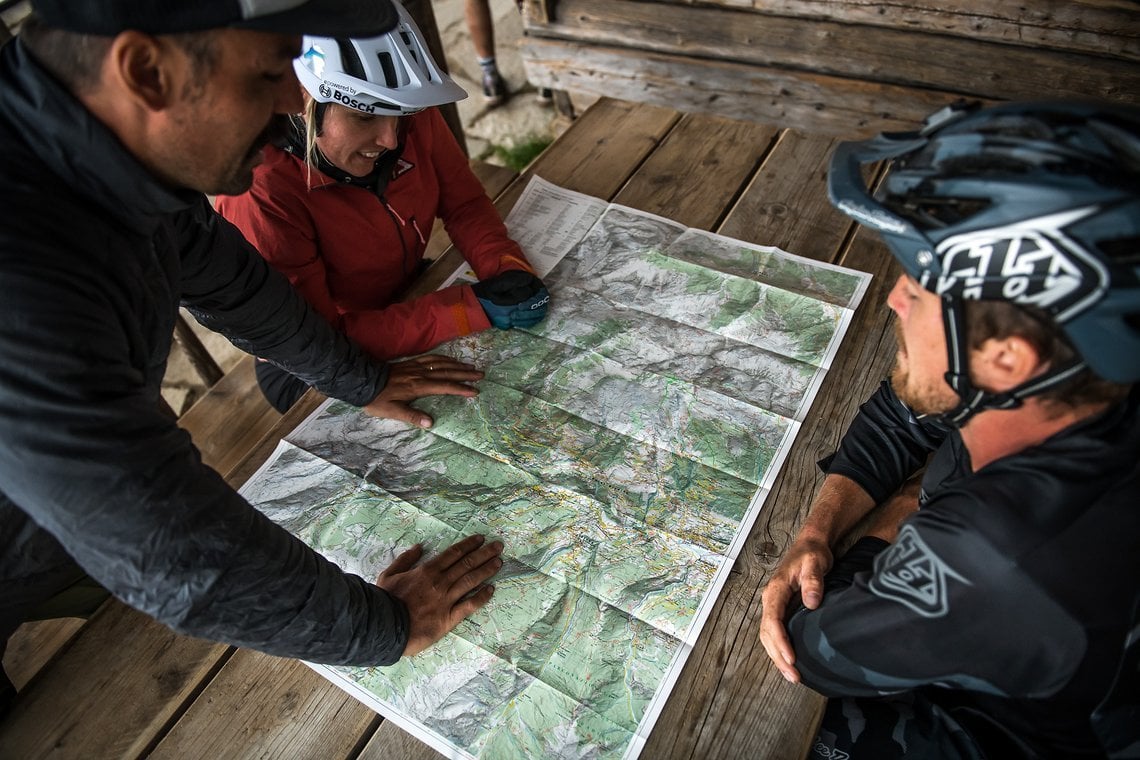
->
[0,97,902,759]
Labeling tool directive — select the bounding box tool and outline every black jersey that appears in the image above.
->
[788,382,1140,757]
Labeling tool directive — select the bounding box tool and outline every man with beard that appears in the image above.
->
[758,101,1140,758]
[0,0,505,709]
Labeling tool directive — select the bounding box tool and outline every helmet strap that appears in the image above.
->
[936,296,1088,426]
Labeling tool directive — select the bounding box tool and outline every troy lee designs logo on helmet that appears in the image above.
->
[925,206,1109,321]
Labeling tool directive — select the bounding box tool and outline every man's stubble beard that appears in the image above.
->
[890,321,956,416]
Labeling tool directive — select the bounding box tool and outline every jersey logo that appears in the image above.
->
[392,158,414,181]
[870,525,970,618]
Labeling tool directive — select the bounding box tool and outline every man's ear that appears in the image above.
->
[973,334,1045,392]
[106,31,175,111]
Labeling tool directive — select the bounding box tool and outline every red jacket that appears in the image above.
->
[217,109,533,360]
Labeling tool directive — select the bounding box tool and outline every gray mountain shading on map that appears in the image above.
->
[240,178,869,759]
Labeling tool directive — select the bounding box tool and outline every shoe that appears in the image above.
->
[536,87,554,106]
[482,70,507,107]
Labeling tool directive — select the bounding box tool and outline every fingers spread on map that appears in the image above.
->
[376,534,504,657]
[364,355,484,429]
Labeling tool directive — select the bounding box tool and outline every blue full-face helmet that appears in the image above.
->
[829,100,1140,422]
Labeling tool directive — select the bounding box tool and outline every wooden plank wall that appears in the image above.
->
[519,0,1140,136]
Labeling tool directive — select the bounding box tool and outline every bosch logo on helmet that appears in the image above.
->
[331,90,377,114]
[318,84,332,99]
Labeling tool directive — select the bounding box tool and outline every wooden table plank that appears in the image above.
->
[0,603,229,759]
[499,97,681,208]
[2,619,85,691]
[612,112,779,230]
[718,131,851,264]
[150,651,379,760]
[357,720,446,760]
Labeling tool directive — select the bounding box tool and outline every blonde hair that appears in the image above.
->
[301,96,321,187]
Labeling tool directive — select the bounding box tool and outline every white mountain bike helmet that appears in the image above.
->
[293,1,467,116]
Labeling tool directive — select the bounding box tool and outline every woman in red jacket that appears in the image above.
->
[217,4,548,412]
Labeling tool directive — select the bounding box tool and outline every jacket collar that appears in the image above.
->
[0,39,202,236]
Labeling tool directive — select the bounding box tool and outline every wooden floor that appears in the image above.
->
[1,98,903,759]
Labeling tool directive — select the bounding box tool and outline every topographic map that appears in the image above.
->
[240,176,870,759]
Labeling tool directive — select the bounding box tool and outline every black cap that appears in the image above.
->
[31,0,398,37]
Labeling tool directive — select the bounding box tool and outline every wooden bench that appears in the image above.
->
[0,158,520,756]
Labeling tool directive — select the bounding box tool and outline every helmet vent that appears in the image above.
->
[399,31,420,66]
[376,52,398,88]
[886,194,991,228]
[945,154,1033,176]
[335,39,366,81]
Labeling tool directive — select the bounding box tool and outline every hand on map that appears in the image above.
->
[377,534,504,657]
[364,354,483,429]
[759,533,834,684]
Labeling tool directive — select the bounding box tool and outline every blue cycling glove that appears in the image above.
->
[472,270,550,330]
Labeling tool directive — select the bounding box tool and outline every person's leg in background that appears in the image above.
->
[512,0,552,105]
[465,0,507,106]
